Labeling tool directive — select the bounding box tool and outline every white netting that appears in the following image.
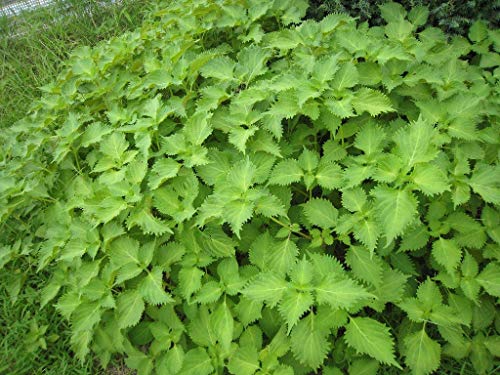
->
[0,0,121,18]
[0,0,55,16]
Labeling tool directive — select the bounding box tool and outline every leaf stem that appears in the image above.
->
[292,186,308,198]
[269,216,312,240]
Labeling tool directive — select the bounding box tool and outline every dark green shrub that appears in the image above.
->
[1,1,499,374]
[308,0,500,36]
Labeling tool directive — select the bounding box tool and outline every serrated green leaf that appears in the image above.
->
[213,299,234,352]
[267,237,299,275]
[289,257,314,287]
[202,227,236,258]
[235,46,269,83]
[194,281,222,304]
[70,329,92,362]
[379,2,406,22]
[484,336,500,357]
[404,328,441,375]
[417,279,443,310]
[268,159,304,186]
[315,275,373,309]
[354,123,386,156]
[228,158,257,192]
[312,55,340,83]
[432,238,462,274]
[148,158,181,190]
[279,289,314,333]
[81,122,113,147]
[346,246,383,287]
[469,20,488,42]
[393,116,438,168]
[385,19,413,41]
[254,193,287,218]
[399,224,430,251]
[331,62,359,90]
[157,345,185,375]
[187,306,216,347]
[243,273,288,307]
[354,219,380,252]
[372,268,410,308]
[477,263,500,297]
[138,267,174,305]
[408,6,429,26]
[315,162,343,190]
[290,313,330,369]
[115,263,142,285]
[298,148,320,172]
[178,267,204,301]
[228,346,260,375]
[225,199,254,238]
[200,56,236,81]
[446,212,487,249]
[71,302,101,333]
[344,317,399,367]
[100,133,128,161]
[302,198,338,229]
[342,187,367,212]
[469,164,500,204]
[324,97,355,118]
[184,111,213,146]
[236,297,263,327]
[411,165,450,196]
[116,290,145,329]
[352,88,394,116]
[372,186,418,244]
[229,126,258,153]
[178,348,213,375]
[109,236,140,266]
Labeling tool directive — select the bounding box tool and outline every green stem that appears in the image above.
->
[269,216,312,240]
[72,149,81,173]
[292,186,308,198]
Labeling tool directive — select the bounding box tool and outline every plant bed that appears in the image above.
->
[0,1,499,374]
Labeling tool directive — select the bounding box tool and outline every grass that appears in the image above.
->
[0,261,97,374]
[0,1,152,373]
[0,0,153,129]
[0,265,136,374]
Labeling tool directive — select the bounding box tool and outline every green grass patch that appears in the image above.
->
[0,0,152,129]
[0,261,97,374]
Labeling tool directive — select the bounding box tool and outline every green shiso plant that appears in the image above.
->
[1,1,499,374]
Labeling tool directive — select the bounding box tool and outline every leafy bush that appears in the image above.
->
[308,0,500,36]
[1,0,499,374]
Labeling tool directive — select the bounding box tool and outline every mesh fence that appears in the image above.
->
[0,0,120,18]
[0,0,124,38]
[0,0,55,16]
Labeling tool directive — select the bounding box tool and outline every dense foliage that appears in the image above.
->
[308,0,500,36]
[1,0,499,374]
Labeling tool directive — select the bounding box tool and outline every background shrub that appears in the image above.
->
[307,0,500,36]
